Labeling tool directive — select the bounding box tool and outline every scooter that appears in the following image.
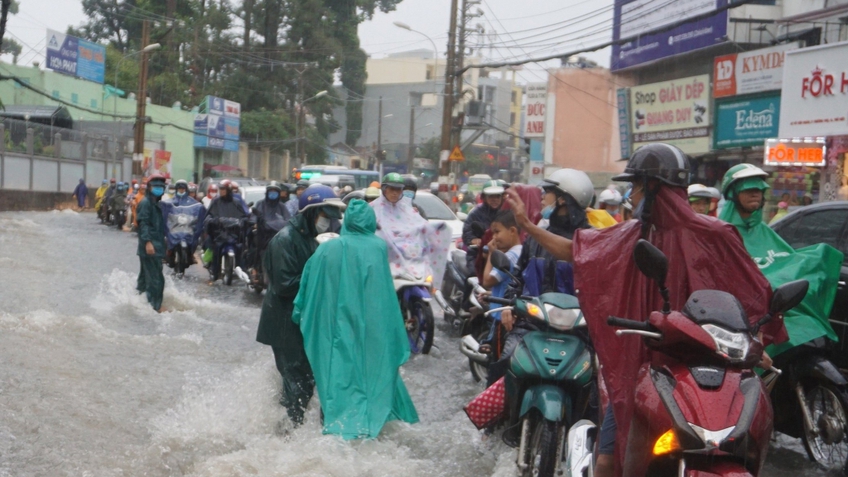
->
[567,239,809,477]
[395,272,436,355]
[209,217,245,286]
[165,203,204,279]
[434,222,486,333]
[459,279,499,383]
[481,250,595,477]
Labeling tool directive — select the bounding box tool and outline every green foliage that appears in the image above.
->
[1,37,20,64]
[240,109,293,142]
[418,137,440,161]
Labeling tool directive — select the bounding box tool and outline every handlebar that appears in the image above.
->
[607,316,654,332]
[487,296,514,306]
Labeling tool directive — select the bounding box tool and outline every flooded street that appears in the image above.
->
[0,210,837,476]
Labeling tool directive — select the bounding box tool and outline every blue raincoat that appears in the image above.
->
[292,199,419,439]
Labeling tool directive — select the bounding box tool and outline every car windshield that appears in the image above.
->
[243,190,265,205]
[413,194,456,221]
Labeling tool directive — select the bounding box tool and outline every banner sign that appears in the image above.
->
[764,138,826,167]
[523,83,547,138]
[714,94,781,149]
[143,149,172,178]
[617,88,632,159]
[628,74,711,154]
[713,43,798,98]
[611,0,727,71]
[46,29,106,84]
[779,40,848,138]
[194,95,240,151]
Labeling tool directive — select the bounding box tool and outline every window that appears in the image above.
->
[71,93,79,104]
[510,112,517,127]
[511,91,517,104]
[52,90,60,99]
[778,209,848,254]
[90,99,98,108]
[485,86,495,103]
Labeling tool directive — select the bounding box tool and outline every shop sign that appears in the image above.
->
[46,29,106,84]
[764,138,826,167]
[617,88,632,158]
[523,83,547,138]
[611,0,728,71]
[194,95,240,151]
[628,74,711,154]
[714,94,780,149]
[713,43,797,98]
[779,41,848,138]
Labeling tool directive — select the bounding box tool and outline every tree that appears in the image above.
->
[1,38,21,64]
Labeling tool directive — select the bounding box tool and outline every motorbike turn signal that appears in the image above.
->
[527,303,544,319]
[653,429,681,456]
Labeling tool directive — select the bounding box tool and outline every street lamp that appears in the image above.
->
[393,21,438,93]
[113,43,161,114]
[296,90,328,165]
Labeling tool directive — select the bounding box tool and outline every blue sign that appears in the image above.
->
[194,96,240,152]
[611,0,728,72]
[46,29,106,83]
[714,94,781,149]
[616,88,631,159]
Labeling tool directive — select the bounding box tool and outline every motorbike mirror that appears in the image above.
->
[770,279,808,315]
[471,221,486,237]
[633,239,668,287]
[490,250,511,272]
[456,211,468,222]
[247,201,255,208]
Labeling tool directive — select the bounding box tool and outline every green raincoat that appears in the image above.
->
[720,201,843,356]
[136,194,166,310]
[292,199,419,439]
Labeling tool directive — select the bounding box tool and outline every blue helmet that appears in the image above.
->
[299,184,346,212]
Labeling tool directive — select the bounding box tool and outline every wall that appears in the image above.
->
[0,189,77,211]
[548,68,629,174]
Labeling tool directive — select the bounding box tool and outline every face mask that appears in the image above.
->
[268,191,280,200]
[540,204,554,220]
[208,192,217,199]
[151,186,165,197]
[402,190,415,199]
[176,191,186,197]
[315,216,331,234]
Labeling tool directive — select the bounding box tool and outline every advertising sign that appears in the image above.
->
[617,88,632,158]
[764,138,826,167]
[194,95,240,151]
[628,75,711,154]
[611,0,728,71]
[523,83,547,138]
[713,43,797,98]
[46,29,106,84]
[143,149,172,178]
[779,41,848,138]
[714,94,781,149]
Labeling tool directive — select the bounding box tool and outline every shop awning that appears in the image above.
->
[0,105,74,129]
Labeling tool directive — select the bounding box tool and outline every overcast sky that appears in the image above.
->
[3,0,614,86]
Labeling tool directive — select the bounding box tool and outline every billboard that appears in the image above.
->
[143,149,172,178]
[194,95,240,151]
[46,29,106,84]
[628,75,711,154]
[713,43,798,98]
[714,94,781,149]
[779,40,848,138]
[523,83,547,138]
[611,0,728,71]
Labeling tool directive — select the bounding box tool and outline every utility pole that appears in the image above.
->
[439,0,459,176]
[407,104,415,174]
[376,96,383,174]
[295,66,306,166]
[133,20,151,176]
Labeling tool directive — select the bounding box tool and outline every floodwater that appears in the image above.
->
[0,210,837,476]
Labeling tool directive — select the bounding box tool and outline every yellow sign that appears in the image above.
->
[449,145,465,162]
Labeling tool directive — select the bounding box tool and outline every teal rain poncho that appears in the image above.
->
[292,199,419,439]
[720,195,843,356]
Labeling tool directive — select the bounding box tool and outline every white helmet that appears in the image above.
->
[688,183,720,199]
[598,188,623,206]
[542,168,595,209]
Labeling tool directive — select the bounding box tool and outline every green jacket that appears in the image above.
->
[256,213,319,347]
[719,203,843,356]
[136,195,165,258]
[110,191,127,212]
[292,200,418,439]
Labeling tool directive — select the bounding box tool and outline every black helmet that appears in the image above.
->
[402,175,418,192]
[266,181,283,192]
[612,143,690,188]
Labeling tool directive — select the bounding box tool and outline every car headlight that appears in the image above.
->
[702,324,750,362]
[545,305,583,331]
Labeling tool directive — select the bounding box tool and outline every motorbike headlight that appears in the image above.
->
[702,324,750,362]
[545,305,583,331]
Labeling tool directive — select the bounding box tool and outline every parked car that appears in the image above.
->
[770,201,848,368]
[240,186,267,207]
[413,191,464,243]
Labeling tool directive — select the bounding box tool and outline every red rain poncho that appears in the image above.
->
[572,186,786,474]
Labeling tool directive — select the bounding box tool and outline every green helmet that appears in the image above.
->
[481,179,507,196]
[382,172,405,188]
[720,164,769,200]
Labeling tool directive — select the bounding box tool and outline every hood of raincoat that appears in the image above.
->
[720,196,842,357]
[370,195,451,289]
[292,198,419,439]
[572,185,785,475]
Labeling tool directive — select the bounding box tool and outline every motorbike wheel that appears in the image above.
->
[174,248,186,279]
[406,299,435,355]
[469,327,491,383]
[224,255,234,286]
[800,382,848,471]
[521,412,561,477]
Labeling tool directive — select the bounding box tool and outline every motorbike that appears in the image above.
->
[208,217,245,286]
[459,278,498,383]
[566,239,809,477]
[240,205,289,294]
[165,203,204,279]
[470,250,594,477]
[435,222,486,333]
[395,272,436,355]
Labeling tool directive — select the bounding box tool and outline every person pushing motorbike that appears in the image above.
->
[136,174,168,312]
[505,143,786,477]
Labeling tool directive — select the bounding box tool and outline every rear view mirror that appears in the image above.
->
[633,239,668,288]
[490,250,511,272]
[770,280,808,315]
[247,201,255,208]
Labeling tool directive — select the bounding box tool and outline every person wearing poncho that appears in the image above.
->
[292,199,419,439]
[719,164,843,357]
